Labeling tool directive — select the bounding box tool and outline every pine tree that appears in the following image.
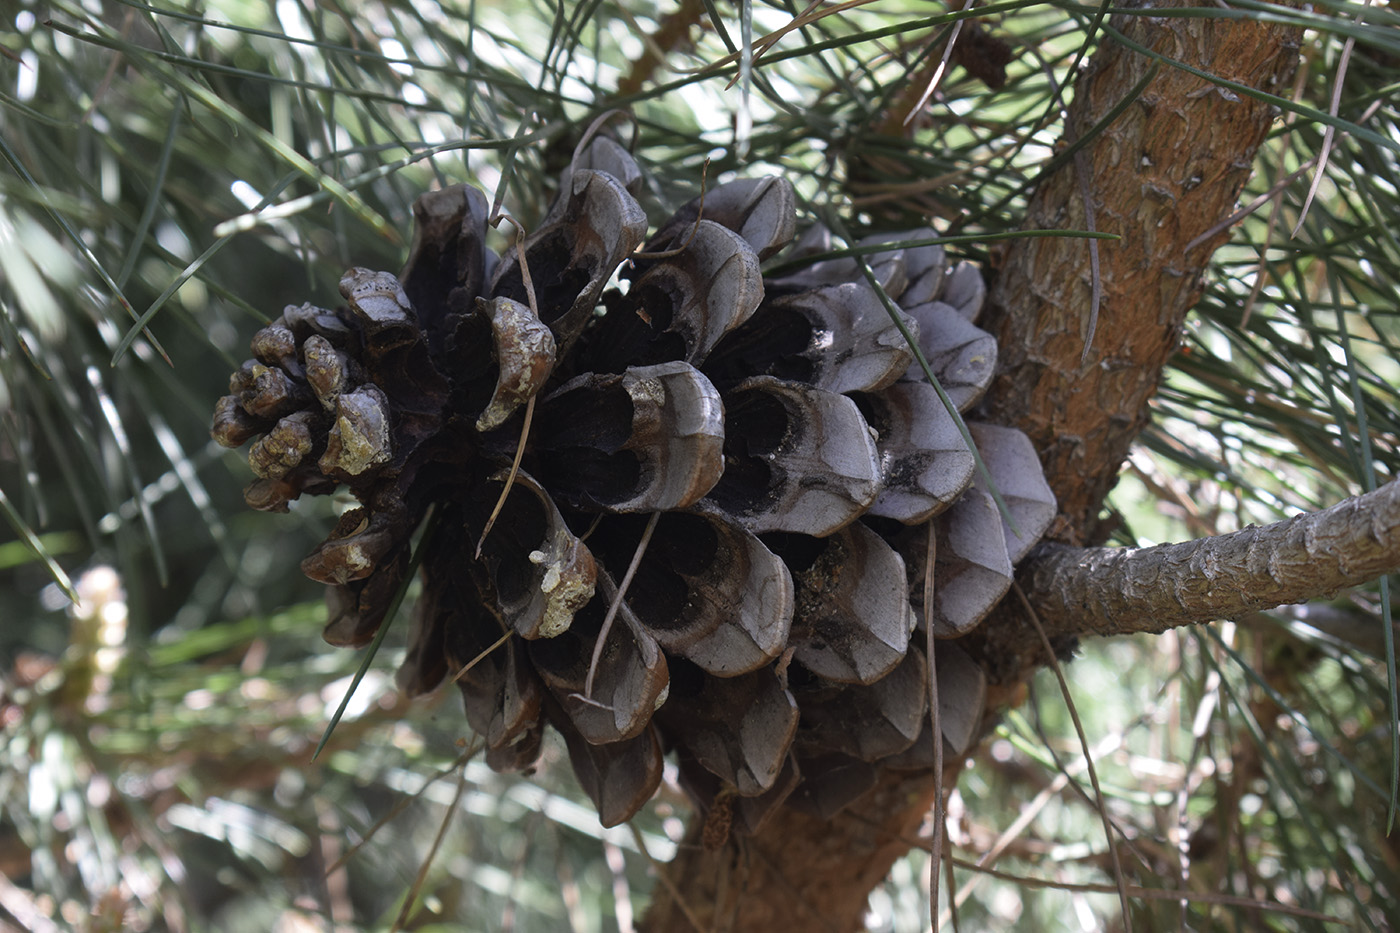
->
[2,2,1396,930]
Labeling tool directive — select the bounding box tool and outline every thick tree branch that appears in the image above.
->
[979,5,1302,546]
[967,1,1303,685]
[1021,478,1400,639]
[648,6,1304,930]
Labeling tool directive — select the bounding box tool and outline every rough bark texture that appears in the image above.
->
[643,765,961,933]
[644,5,1302,931]
[978,2,1302,548]
[1022,478,1400,639]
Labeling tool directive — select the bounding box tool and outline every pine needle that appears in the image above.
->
[312,506,439,762]
[583,511,660,700]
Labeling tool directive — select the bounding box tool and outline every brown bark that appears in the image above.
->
[978,4,1302,547]
[644,5,1302,931]
[1020,478,1400,640]
[616,0,707,97]
[642,765,960,933]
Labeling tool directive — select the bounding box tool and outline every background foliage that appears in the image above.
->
[1,0,1397,929]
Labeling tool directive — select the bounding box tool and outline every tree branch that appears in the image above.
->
[1021,478,1400,639]
[979,4,1303,546]
[648,5,1305,929]
[965,0,1303,687]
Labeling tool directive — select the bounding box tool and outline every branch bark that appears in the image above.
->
[1020,478,1400,640]
[640,763,963,933]
[646,5,1304,931]
[978,3,1302,547]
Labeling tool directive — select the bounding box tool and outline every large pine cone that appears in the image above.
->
[212,135,1054,830]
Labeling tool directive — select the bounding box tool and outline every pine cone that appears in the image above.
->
[212,133,1054,830]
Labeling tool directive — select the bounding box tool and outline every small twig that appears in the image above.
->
[944,854,961,933]
[1184,157,1316,253]
[452,630,514,683]
[391,762,470,933]
[943,856,1345,924]
[313,506,439,762]
[1075,143,1102,367]
[901,0,975,128]
[494,214,540,314]
[1239,190,1285,332]
[717,0,883,88]
[1013,582,1134,930]
[0,872,63,933]
[923,520,945,930]
[557,851,586,933]
[324,744,479,877]
[580,512,605,542]
[475,394,536,559]
[718,834,743,931]
[475,212,541,559]
[567,694,617,712]
[585,511,661,698]
[1292,0,1371,237]
[628,823,706,932]
[631,158,712,261]
[940,732,1122,923]
[1182,98,1383,255]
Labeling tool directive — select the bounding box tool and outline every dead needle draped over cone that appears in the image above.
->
[211,132,1055,829]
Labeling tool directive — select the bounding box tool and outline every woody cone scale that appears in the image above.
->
[212,135,1055,829]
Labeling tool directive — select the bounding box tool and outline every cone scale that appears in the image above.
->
[212,135,1055,828]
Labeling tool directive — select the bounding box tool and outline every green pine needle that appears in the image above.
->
[312,506,440,763]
